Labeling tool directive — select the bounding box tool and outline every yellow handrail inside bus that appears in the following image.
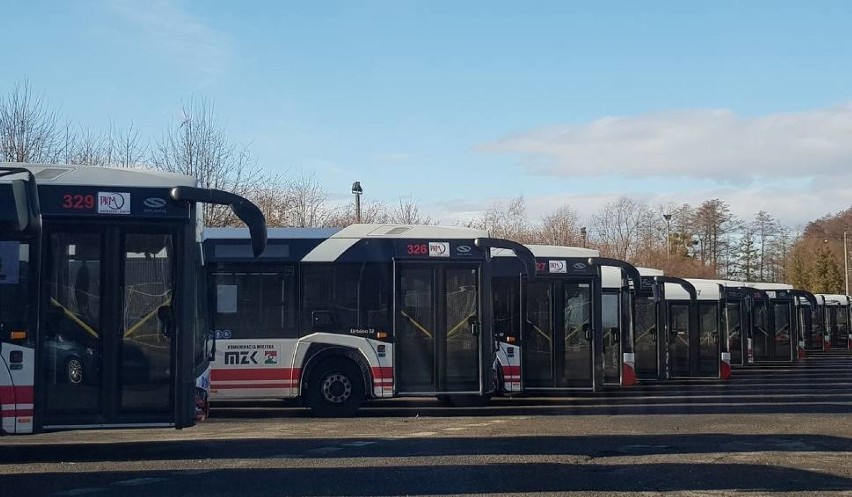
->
[636,326,656,342]
[531,323,552,343]
[446,312,476,339]
[400,310,433,339]
[124,298,172,339]
[49,298,99,339]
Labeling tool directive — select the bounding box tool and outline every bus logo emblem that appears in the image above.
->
[429,242,450,257]
[97,192,130,215]
[264,351,278,365]
[549,260,567,273]
[143,197,167,209]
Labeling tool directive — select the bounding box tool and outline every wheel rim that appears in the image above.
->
[68,359,83,384]
[321,372,352,404]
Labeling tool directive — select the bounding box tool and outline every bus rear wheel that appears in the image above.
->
[306,358,365,417]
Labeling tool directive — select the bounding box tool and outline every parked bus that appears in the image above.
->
[721,283,768,366]
[203,226,535,415]
[0,164,266,434]
[817,294,851,350]
[633,269,698,381]
[666,279,728,378]
[746,283,797,362]
[491,245,640,392]
[601,265,639,386]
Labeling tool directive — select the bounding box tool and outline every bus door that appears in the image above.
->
[835,305,849,349]
[772,300,794,361]
[601,291,621,385]
[634,296,660,380]
[40,224,178,427]
[697,302,721,376]
[667,302,691,377]
[798,305,814,351]
[725,301,744,366]
[522,280,594,389]
[395,264,482,394]
[751,300,771,361]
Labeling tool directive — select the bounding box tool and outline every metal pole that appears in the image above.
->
[844,229,849,295]
[355,193,361,224]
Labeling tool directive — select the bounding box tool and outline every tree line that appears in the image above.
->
[2,79,848,293]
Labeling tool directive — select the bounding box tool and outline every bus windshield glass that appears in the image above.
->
[0,241,30,343]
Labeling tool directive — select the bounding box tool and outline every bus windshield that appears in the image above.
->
[0,241,31,344]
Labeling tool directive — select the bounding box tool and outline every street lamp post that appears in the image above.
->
[663,214,672,259]
[580,227,587,248]
[844,229,849,295]
[351,181,363,224]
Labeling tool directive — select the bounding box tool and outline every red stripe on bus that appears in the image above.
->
[212,383,294,389]
[371,367,393,379]
[210,368,301,381]
[0,386,34,403]
[0,409,33,417]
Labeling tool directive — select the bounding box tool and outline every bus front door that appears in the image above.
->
[752,301,771,362]
[668,303,691,377]
[772,301,794,361]
[634,297,660,380]
[40,226,177,428]
[395,265,482,395]
[522,280,594,390]
[725,302,743,365]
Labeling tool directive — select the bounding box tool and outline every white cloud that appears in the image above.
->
[108,0,230,76]
[480,104,852,181]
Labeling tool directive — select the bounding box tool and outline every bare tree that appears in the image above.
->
[0,79,64,163]
[751,210,778,281]
[693,199,739,276]
[469,196,531,242]
[282,172,335,227]
[387,196,433,224]
[535,205,582,247]
[68,125,108,166]
[591,197,648,260]
[108,121,147,168]
[151,98,261,227]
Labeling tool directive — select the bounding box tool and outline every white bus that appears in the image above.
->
[203,226,535,415]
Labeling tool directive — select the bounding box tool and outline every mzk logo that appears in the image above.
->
[97,192,131,215]
[224,351,258,365]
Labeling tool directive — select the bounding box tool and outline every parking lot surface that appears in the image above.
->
[2,353,851,496]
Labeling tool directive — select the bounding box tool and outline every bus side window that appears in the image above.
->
[212,267,298,340]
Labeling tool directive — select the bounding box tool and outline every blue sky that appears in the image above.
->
[4,0,852,226]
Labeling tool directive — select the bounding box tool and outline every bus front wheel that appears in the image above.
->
[305,358,365,417]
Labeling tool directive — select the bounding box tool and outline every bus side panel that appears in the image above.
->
[496,342,521,392]
[0,344,34,434]
[294,334,390,398]
[208,338,300,400]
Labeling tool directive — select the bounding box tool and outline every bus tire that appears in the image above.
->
[305,358,365,417]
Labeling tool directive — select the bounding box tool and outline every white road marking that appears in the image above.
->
[407,431,438,437]
[53,488,109,496]
[305,446,343,455]
[112,477,168,486]
[342,441,378,447]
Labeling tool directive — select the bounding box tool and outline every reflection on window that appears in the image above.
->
[213,267,298,339]
[302,264,390,333]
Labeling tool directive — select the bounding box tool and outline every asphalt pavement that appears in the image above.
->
[2,351,851,496]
